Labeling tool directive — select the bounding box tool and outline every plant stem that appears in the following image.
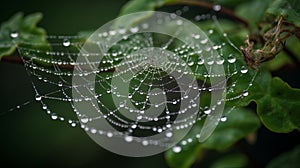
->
[1,55,115,72]
[1,55,76,70]
[1,55,23,65]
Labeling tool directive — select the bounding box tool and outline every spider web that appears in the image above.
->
[6,7,256,155]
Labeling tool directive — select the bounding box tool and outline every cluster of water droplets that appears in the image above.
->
[4,7,257,155]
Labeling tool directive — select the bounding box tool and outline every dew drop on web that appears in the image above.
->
[10,31,18,38]
[172,146,182,153]
[63,39,71,47]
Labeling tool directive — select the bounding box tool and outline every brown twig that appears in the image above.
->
[1,55,24,65]
[1,55,76,70]
[166,0,249,27]
[240,16,300,69]
[1,55,115,72]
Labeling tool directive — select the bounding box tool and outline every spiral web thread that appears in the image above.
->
[5,8,256,154]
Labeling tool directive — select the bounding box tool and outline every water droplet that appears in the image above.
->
[212,45,219,50]
[176,20,183,25]
[51,113,58,120]
[216,56,224,65]
[166,132,173,137]
[204,106,211,114]
[130,27,139,33]
[142,140,149,146]
[125,135,133,142]
[205,46,211,52]
[58,81,63,87]
[193,34,200,39]
[35,94,42,101]
[220,116,227,122]
[42,104,47,110]
[242,90,249,97]
[198,57,204,65]
[109,30,116,36]
[228,54,236,63]
[119,102,125,108]
[107,132,113,137]
[10,31,18,38]
[213,4,221,11]
[118,27,126,34]
[131,124,137,129]
[172,146,182,153]
[207,57,214,65]
[142,23,149,29]
[63,39,70,47]
[188,61,194,66]
[91,128,97,134]
[200,38,208,44]
[81,116,89,123]
[240,66,248,74]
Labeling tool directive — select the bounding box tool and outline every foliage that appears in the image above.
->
[266,145,300,168]
[0,0,299,167]
[0,12,48,59]
[165,108,260,168]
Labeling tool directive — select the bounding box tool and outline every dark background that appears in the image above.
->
[0,0,300,168]
[0,0,168,167]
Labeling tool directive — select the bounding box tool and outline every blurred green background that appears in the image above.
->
[0,0,168,167]
[1,0,300,168]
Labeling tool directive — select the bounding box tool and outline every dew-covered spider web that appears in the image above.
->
[5,7,257,156]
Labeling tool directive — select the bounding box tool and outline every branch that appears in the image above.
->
[1,55,75,69]
[0,55,115,72]
[1,55,24,65]
[166,0,249,27]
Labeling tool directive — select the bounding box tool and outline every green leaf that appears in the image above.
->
[210,153,248,168]
[262,52,293,71]
[233,70,300,132]
[258,77,300,132]
[0,12,48,59]
[267,145,300,168]
[165,108,260,168]
[165,143,203,168]
[208,0,250,8]
[202,108,260,150]
[235,0,273,28]
[266,0,300,27]
[120,0,169,15]
[236,0,300,28]
[115,0,177,28]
